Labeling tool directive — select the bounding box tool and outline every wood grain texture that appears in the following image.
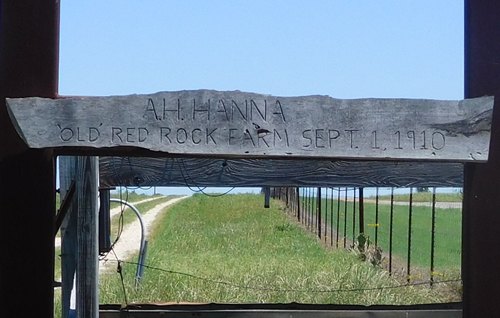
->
[76,156,99,318]
[6,91,494,161]
[99,157,463,188]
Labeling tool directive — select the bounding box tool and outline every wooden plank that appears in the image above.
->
[99,157,463,188]
[6,91,494,162]
[100,308,462,318]
[99,303,463,318]
[76,156,99,318]
[59,156,78,318]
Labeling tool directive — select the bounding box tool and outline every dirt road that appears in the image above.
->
[54,196,167,248]
[99,196,188,273]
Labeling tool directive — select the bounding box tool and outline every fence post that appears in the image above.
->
[302,188,306,224]
[307,188,312,230]
[98,188,112,254]
[60,156,77,318]
[296,187,301,221]
[330,188,334,245]
[359,187,365,234]
[264,186,270,208]
[305,188,309,228]
[407,187,414,283]
[317,187,322,239]
[336,188,341,248]
[324,187,328,241]
[389,188,395,275]
[375,187,379,247]
[352,188,357,242]
[76,156,99,318]
[343,188,348,248]
[311,187,315,231]
[430,187,437,286]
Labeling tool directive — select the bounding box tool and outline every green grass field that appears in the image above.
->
[99,194,457,305]
[299,194,461,282]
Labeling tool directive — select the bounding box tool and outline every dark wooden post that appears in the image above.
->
[264,186,270,208]
[0,1,59,318]
[463,1,500,316]
[99,188,112,254]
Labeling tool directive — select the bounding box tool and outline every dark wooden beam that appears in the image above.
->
[463,1,500,316]
[0,1,59,317]
[99,303,463,318]
[99,157,464,188]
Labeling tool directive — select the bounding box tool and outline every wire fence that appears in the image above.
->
[107,258,461,295]
[270,186,462,286]
[91,187,463,307]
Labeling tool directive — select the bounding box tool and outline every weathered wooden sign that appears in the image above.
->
[6,90,494,161]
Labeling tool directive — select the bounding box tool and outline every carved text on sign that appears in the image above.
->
[6,90,494,161]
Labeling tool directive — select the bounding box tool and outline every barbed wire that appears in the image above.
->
[100,184,462,302]
[110,249,129,307]
[177,158,235,197]
[106,258,462,294]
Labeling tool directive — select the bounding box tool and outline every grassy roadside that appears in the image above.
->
[100,194,452,305]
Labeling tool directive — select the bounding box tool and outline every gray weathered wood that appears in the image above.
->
[6,91,494,162]
[99,157,463,188]
[76,156,99,318]
[59,156,77,318]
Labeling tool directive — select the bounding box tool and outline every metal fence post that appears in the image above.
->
[343,188,348,249]
[407,187,414,283]
[375,187,379,247]
[352,188,357,243]
[324,187,328,241]
[296,187,301,221]
[336,188,341,248]
[430,187,437,286]
[317,187,322,239]
[359,187,365,235]
[389,188,395,276]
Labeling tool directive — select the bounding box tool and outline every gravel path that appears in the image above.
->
[99,196,188,273]
[55,196,166,248]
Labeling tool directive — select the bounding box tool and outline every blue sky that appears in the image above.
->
[59,1,464,195]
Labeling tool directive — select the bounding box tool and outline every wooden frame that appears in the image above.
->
[1,2,499,317]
